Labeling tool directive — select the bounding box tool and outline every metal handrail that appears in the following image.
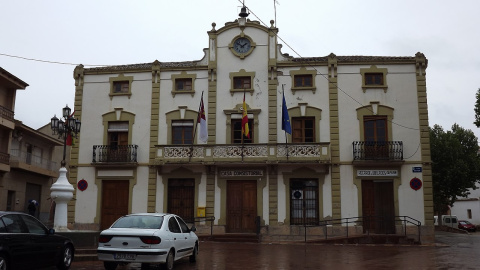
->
[193,216,215,236]
[302,215,421,243]
[9,149,57,170]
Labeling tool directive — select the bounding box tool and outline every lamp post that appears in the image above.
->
[50,105,81,231]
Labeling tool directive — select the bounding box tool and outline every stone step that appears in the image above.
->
[199,234,260,243]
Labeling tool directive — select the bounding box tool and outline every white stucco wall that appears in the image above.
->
[398,165,425,222]
[214,27,269,143]
[451,183,480,224]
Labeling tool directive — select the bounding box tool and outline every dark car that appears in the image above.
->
[458,220,476,232]
[0,211,74,270]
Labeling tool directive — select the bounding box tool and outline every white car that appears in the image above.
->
[97,213,198,270]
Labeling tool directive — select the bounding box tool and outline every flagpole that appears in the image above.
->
[190,91,204,160]
[282,85,289,160]
[242,89,245,161]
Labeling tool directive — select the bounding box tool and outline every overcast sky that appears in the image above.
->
[2,0,480,139]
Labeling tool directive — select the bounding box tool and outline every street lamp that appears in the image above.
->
[49,104,81,231]
[50,104,81,167]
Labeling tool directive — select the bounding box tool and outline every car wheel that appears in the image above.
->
[189,244,198,263]
[162,250,174,270]
[104,261,118,270]
[0,254,8,270]
[57,244,73,270]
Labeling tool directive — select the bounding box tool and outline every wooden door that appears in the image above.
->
[227,180,257,233]
[374,181,395,234]
[362,180,395,234]
[168,179,195,222]
[101,180,129,230]
[362,180,375,232]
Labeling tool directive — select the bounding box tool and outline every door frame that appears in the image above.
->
[100,180,130,230]
[354,169,401,234]
[94,172,136,229]
[167,178,195,223]
[160,167,201,215]
[217,167,267,229]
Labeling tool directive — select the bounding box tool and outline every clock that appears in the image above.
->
[233,37,251,54]
[230,36,255,58]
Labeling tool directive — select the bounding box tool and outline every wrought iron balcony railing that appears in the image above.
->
[352,141,403,161]
[92,145,138,163]
[156,143,330,164]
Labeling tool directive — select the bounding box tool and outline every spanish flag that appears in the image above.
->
[197,95,208,143]
[242,92,250,139]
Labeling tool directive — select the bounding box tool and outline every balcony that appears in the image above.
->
[92,145,138,165]
[155,143,330,165]
[0,151,10,172]
[0,105,14,121]
[9,149,58,177]
[0,105,15,129]
[352,141,403,162]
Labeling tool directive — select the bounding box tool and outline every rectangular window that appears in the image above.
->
[175,78,193,91]
[290,179,318,225]
[468,209,472,219]
[232,119,253,144]
[294,74,313,88]
[364,73,384,86]
[172,120,193,144]
[107,122,129,162]
[292,117,315,143]
[364,116,387,142]
[364,116,388,159]
[233,77,251,90]
[113,81,130,93]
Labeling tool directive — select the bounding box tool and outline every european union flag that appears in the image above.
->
[282,92,292,134]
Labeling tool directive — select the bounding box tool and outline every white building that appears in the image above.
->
[450,183,480,225]
[68,14,434,243]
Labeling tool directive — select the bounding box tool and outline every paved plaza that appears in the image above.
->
[50,231,479,270]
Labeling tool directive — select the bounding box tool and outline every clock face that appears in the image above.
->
[233,37,252,54]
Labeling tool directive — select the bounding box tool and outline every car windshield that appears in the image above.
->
[112,215,164,229]
[460,221,471,225]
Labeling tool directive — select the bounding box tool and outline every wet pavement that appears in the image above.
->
[58,231,480,269]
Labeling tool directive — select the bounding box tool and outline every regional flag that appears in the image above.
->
[198,95,208,143]
[282,92,292,134]
[242,92,250,139]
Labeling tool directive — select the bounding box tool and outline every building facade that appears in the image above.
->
[450,183,480,225]
[0,67,62,223]
[70,16,434,242]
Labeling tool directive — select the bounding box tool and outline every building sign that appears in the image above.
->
[357,170,398,177]
[412,167,422,173]
[220,170,263,177]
